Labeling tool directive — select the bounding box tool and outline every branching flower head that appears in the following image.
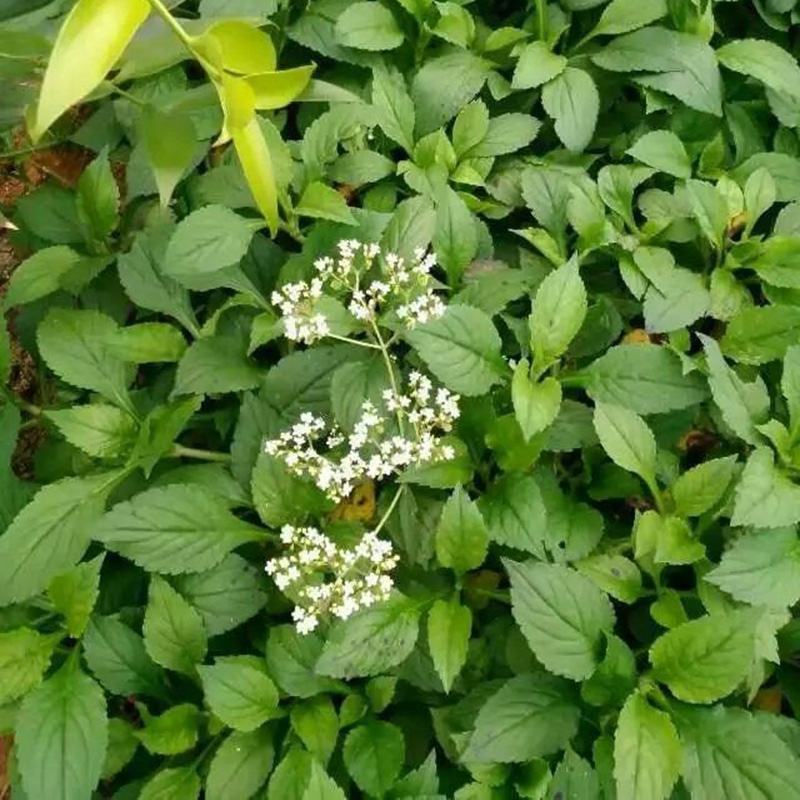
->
[272,240,446,344]
[263,373,460,502]
[265,524,399,634]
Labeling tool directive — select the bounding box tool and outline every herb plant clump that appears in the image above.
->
[3,0,800,797]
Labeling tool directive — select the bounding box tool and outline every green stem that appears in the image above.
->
[371,322,404,435]
[535,0,548,41]
[1,386,42,416]
[172,444,232,463]
[326,333,381,350]
[373,485,404,535]
[644,475,666,515]
[0,139,68,160]
[146,0,194,48]
[106,82,147,107]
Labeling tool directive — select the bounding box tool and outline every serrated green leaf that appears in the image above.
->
[507,560,615,680]
[464,673,580,763]
[650,609,758,702]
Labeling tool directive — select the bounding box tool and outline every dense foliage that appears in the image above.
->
[3,0,800,797]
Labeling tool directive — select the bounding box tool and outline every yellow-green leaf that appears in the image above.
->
[248,65,316,110]
[141,105,197,207]
[192,20,276,74]
[222,76,280,235]
[33,0,150,139]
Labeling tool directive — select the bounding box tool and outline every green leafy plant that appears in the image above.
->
[3,0,800,797]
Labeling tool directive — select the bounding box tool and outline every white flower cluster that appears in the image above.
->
[263,373,460,502]
[271,277,329,344]
[265,524,398,634]
[272,240,445,344]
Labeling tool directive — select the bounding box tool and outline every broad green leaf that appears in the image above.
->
[173,331,261,395]
[478,473,547,556]
[253,452,332,526]
[593,403,657,482]
[700,334,769,445]
[512,364,562,440]
[614,692,681,800]
[335,1,402,51]
[45,404,137,459]
[506,560,615,680]
[303,761,347,800]
[32,0,150,138]
[721,305,800,364]
[47,554,104,637]
[291,695,339,765]
[92,484,264,574]
[627,130,691,179]
[452,100,489,157]
[266,625,347,699]
[143,576,207,675]
[530,260,588,370]
[591,0,668,37]
[435,485,489,573]
[135,704,200,755]
[427,597,471,693]
[297,181,356,224]
[577,555,641,603]
[534,467,604,561]
[0,318,9,387]
[0,627,59,705]
[16,660,108,800]
[650,609,758,702]
[717,38,800,102]
[83,616,166,698]
[464,673,581,763]
[207,728,275,800]
[173,553,267,636]
[675,705,800,800]
[433,186,478,286]
[549,748,600,799]
[102,718,139,780]
[671,456,737,517]
[37,308,134,415]
[542,68,599,153]
[521,166,572,236]
[198,656,280,731]
[784,344,800,429]
[411,51,489,135]
[117,225,198,335]
[76,150,119,242]
[707,527,800,609]
[231,105,280,235]
[194,19,276,73]
[3,246,80,308]
[316,594,421,679]
[686,179,728,249]
[163,205,256,279]
[343,721,405,797]
[248,65,316,110]
[465,112,540,157]
[576,343,707,414]
[105,322,187,364]
[372,64,415,153]
[512,42,566,90]
[0,472,116,605]
[731,448,800,528]
[592,27,722,116]
[743,167,776,235]
[141,105,197,207]
[635,246,709,333]
[405,305,505,395]
[140,767,201,800]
